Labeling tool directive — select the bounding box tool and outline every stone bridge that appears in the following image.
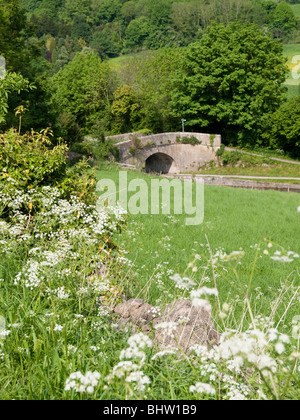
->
[110,132,221,174]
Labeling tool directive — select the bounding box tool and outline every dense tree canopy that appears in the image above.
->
[1,0,300,154]
[16,0,299,67]
[0,0,37,73]
[50,52,116,136]
[263,96,300,156]
[170,22,288,146]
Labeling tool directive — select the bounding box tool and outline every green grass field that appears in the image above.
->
[291,3,300,17]
[283,43,300,97]
[198,161,300,178]
[96,165,300,325]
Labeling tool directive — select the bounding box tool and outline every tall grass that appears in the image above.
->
[0,165,299,400]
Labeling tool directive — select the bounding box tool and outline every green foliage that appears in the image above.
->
[0,0,52,131]
[72,138,120,162]
[270,1,298,40]
[128,135,143,156]
[176,135,202,146]
[0,73,34,125]
[20,0,299,71]
[221,151,273,167]
[111,85,143,134]
[125,16,151,49]
[110,48,181,133]
[0,128,96,207]
[90,29,120,59]
[0,0,38,73]
[263,96,300,157]
[0,128,66,190]
[51,52,115,137]
[216,144,226,157]
[170,22,288,147]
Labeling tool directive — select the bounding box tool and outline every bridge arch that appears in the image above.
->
[115,132,221,174]
[145,152,175,174]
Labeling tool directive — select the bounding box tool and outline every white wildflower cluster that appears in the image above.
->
[151,348,177,361]
[14,260,44,290]
[154,321,179,339]
[1,186,126,246]
[65,371,101,394]
[106,333,152,393]
[148,306,162,318]
[190,287,218,312]
[53,324,64,332]
[292,317,300,340]
[189,322,296,401]
[0,329,11,340]
[189,344,251,400]
[170,274,196,290]
[0,221,9,235]
[119,333,152,363]
[217,329,277,373]
[212,249,245,265]
[46,286,70,300]
[267,329,290,355]
[190,382,216,396]
[5,184,127,292]
[270,250,299,263]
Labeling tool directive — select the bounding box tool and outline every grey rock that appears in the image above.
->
[153,299,220,352]
[114,297,220,353]
[114,298,155,326]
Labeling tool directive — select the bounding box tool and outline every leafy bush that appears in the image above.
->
[72,138,120,162]
[129,135,143,156]
[222,151,273,167]
[0,128,67,190]
[0,128,96,217]
[216,144,226,157]
[176,135,202,145]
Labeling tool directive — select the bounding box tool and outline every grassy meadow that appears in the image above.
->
[96,164,300,327]
[197,161,300,178]
[0,158,299,400]
[283,43,300,97]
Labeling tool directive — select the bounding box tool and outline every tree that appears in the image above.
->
[269,1,298,40]
[262,97,300,157]
[125,16,150,48]
[135,48,181,132]
[170,22,288,146]
[111,85,143,134]
[0,72,33,125]
[0,0,52,131]
[121,1,136,25]
[0,0,38,73]
[90,29,119,59]
[71,14,91,42]
[51,52,115,136]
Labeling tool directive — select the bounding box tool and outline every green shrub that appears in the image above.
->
[210,134,216,147]
[129,135,143,156]
[222,151,241,166]
[222,151,273,167]
[0,128,97,216]
[71,138,120,162]
[216,144,226,157]
[176,135,202,145]
[0,128,67,191]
